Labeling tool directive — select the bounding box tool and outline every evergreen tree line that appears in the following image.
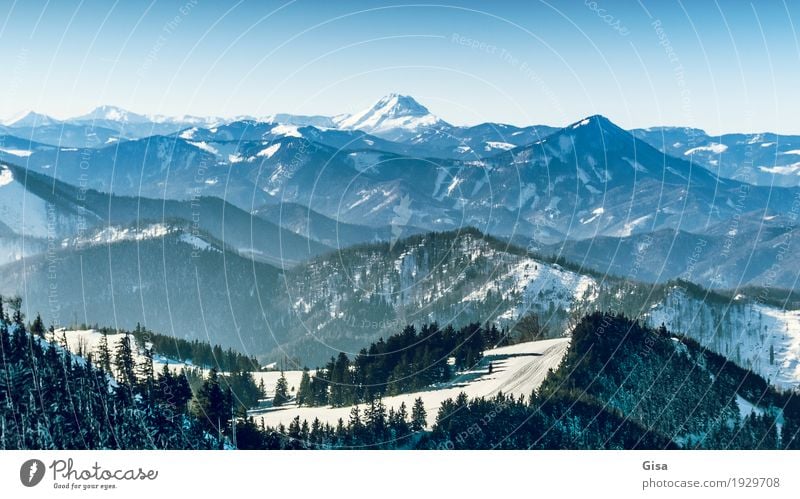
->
[295,322,509,407]
[233,397,429,449]
[90,323,263,418]
[0,297,269,449]
[125,323,259,372]
[0,298,218,449]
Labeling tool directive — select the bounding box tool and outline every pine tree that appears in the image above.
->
[273,370,289,407]
[138,342,155,396]
[296,368,311,406]
[192,367,231,438]
[114,332,137,387]
[348,406,363,445]
[30,314,46,339]
[96,331,112,373]
[411,397,427,431]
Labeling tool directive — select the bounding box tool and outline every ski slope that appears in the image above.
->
[253,338,569,428]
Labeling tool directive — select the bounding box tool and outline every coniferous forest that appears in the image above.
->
[3,291,799,450]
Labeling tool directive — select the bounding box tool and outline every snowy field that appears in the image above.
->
[251,370,305,398]
[253,338,569,428]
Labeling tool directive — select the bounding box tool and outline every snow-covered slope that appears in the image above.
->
[646,288,800,390]
[253,338,568,427]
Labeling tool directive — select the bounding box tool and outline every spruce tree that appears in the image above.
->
[411,397,427,431]
[273,370,289,407]
[30,314,46,339]
[97,331,112,373]
[138,343,155,396]
[114,332,137,387]
[192,367,230,438]
[296,368,311,406]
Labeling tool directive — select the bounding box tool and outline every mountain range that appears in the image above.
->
[2,93,800,379]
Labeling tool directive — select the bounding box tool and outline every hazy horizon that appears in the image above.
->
[2,0,799,135]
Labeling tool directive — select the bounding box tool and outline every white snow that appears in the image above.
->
[66,223,174,246]
[780,149,800,155]
[188,141,219,155]
[335,93,443,137]
[179,127,198,140]
[581,207,605,225]
[0,166,12,187]
[684,143,728,155]
[54,328,190,376]
[572,118,591,128]
[250,370,305,398]
[179,233,216,252]
[647,289,800,390]
[253,338,569,428]
[257,143,281,158]
[484,141,515,151]
[461,257,597,320]
[736,395,765,419]
[759,163,800,175]
[270,124,302,138]
[616,214,652,237]
[0,147,33,157]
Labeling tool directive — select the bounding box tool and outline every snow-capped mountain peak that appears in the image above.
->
[6,111,61,128]
[334,93,449,140]
[74,105,150,124]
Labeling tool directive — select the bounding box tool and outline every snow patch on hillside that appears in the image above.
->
[0,166,13,186]
[684,143,728,155]
[188,141,218,154]
[461,257,597,320]
[270,124,302,138]
[646,290,800,390]
[759,163,800,175]
[485,141,515,151]
[76,223,172,245]
[257,143,281,158]
[0,147,33,157]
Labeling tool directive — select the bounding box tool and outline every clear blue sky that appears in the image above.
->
[1,0,799,134]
